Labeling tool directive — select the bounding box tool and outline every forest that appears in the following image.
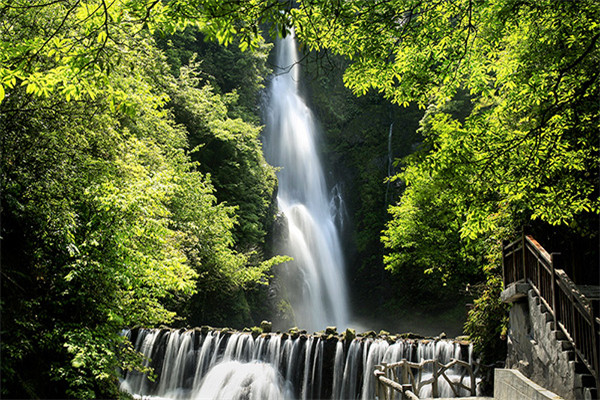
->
[1,0,598,398]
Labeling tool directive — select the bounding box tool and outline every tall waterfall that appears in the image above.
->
[265,33,349,332]
[120,328,479,399]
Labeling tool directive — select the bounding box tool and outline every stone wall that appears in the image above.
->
[504,286,583,400]
[494,369,564,400]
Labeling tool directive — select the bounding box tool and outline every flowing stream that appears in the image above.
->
[120,328,478,399]
[264,33,349,331]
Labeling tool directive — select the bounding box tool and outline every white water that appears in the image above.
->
[265,33,349,332]
[121,329,479,399]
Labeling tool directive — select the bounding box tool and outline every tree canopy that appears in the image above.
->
[293,0,598,364]
[1,0,598,397]
[1,2,283,397]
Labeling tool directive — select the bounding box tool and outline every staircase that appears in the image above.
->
[502,234,599,400]
[533,291,597,399]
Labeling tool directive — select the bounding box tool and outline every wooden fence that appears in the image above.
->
[374,358,476,399]
[503,234,600,394]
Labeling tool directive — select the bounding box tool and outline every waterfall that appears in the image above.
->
[264,32,349,332]
[385,122,394,205]
[121,328,479,399]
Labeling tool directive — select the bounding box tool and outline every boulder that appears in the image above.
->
[343,328,356,342]
[260,320,272,333]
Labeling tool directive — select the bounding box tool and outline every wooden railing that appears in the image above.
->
[374,358,476,399]
[503,234,600,394]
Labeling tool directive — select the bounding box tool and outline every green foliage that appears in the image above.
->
[464,273,509,366]
[0,0,290,106]
[0,13,279,398]
[294,0,599,233]
[293,0,598,362]
[156,27,272,123]
[168,62,278,254]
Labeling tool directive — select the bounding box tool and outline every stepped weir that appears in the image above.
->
[120,328,479,399]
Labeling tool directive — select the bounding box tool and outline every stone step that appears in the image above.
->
[552,330,566,341]
[575,373,596,389]
[558,339,573,351]
[570,360,591,374]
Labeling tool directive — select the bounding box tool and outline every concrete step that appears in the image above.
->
[422,398,494,400]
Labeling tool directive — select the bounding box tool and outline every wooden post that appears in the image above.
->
[432,360,438,398]
[502,239,508,287]
[381,362,387,400]
[592,317,600,396]
[521,232,527,282]
[512,239,517,282]
[571,293,577,347]
[550,253,560,331]
[401,384,413,400]
[375,368,381,400]
[470,364,476,396]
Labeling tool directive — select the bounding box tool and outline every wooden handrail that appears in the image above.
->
[524,235,552,265]
[503,234,600,395]
[374,358,476,399]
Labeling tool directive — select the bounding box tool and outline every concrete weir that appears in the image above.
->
[119,327,477,399]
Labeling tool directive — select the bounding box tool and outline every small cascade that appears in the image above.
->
[329,183,348,231]
[121,328,479,400]
[385,122,394,205]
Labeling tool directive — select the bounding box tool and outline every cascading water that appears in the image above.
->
[120,328,480,399]
[264,32,349,332]
[119,35,481,400]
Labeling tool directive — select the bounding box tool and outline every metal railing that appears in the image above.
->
[374,358,476,399]
[503,234,600,394]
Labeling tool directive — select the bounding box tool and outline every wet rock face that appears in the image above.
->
[505,289,580,400]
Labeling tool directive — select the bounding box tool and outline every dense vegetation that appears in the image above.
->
[293,0,599,365]
[0,2,281,397]
[1,0,597,398]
